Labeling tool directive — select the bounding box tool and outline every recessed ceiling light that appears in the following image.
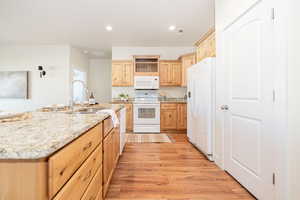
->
[106,25,112,31]
[169,25,176,31]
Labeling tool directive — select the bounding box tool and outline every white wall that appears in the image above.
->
[70,47,89,101]
[287,0,300,199]
[88,59,112,103]
[112,46,195,60]
[70,47,89,78]
[0,45,71,112]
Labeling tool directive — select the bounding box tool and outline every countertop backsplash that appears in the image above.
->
[112,87,187,99]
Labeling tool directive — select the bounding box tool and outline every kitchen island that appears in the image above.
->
[0,104,124,200]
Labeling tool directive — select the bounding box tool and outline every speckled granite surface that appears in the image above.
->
[0,104,123,160]
[111,98,187,104]
[159,98,187,103]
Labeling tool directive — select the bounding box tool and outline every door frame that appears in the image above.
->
[215,0,288,199]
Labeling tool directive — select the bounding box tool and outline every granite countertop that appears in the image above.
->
[111,98,187,104]
[159,98,187,103]
[0,104,123,160]
[110,99,134,104]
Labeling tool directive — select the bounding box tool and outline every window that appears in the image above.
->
[73,69,87,103]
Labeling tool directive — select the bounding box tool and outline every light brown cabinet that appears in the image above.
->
[81,166,102,200]
[177,104,187,130]
[195,30,216,63]
[160,103,187,131]
[103,117,120,197]
[48,124,102,198]
[53,146,102,200]
[112,61,133,86]
[133,55,160,76]
[161,104,178,130]
[180,53,196,87]
[125,104,133,132]
[159,61,182,86]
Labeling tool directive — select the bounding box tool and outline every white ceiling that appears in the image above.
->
[0,0,215,56]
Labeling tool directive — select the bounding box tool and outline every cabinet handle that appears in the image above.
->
[83,141,92,151]
[59,167,66,176]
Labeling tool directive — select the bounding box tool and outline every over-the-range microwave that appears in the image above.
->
[134,76,159,90]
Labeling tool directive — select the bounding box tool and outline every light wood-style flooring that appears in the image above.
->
[106,134,255,200]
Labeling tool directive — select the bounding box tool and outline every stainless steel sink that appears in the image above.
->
[65,107,107,114]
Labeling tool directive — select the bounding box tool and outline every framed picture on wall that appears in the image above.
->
[0,71,29,99]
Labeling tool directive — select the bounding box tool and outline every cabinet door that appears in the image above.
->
[114,128,120,162]
[177,104,187,130]
[112,62,123,86]
[112,61,133,86]
[125,104,133,132]
[160,61,181,86]
[171,62,181,86]
[161,105,178,130]
[103,133,112,186]
[181,54,196,87]
[159,62,170,86]
[123,62,133,86]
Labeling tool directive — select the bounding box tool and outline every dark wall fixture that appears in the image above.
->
[38,66,46,78]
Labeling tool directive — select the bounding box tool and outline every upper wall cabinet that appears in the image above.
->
[180,53,196,87]
[159,60,181,86]
[195,29,216,63]
[134,55,160,76]
[112,60,133,86]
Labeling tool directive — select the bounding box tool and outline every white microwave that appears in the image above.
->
[134,76,159,90]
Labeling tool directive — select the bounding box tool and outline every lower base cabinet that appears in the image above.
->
[161,103,187,131]
[81,166,102,200]
[103,118,120,198]
[53,146,102,200]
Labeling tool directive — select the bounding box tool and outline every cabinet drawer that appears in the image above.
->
[161,103,177,110]
[49,124,102,198]
[104,117,113,138]
[53,146,102,200]
[81,165,102,200]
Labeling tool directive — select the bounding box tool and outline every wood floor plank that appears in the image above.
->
[106,134,255,200]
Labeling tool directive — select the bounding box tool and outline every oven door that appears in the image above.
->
[134,104,160,125]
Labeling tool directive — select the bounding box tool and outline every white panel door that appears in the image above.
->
[223,1,276,199]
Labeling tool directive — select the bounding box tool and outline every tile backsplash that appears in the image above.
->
[112,87,187,99]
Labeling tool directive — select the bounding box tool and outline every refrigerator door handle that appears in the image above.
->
[220,105,229,110]
[188,91,191,98]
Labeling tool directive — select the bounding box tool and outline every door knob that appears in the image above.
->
[221,105,229,110]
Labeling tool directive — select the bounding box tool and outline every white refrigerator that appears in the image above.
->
[187,57,216,161]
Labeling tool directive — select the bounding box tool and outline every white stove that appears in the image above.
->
[133,91,160,133]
